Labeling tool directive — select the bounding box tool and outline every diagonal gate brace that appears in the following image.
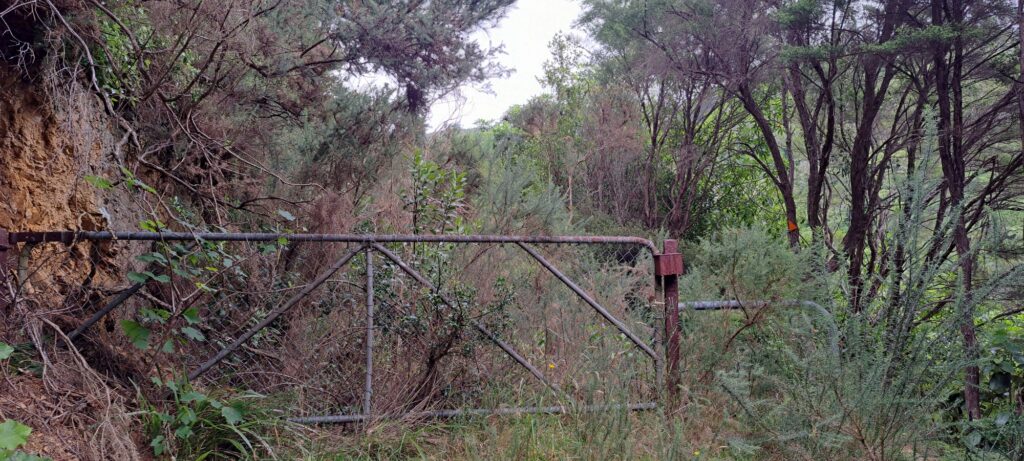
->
[370,243,566,400]
[516,242,657,361]
[187,244,366,382]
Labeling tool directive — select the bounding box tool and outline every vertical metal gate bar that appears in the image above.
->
[653,280,665,401]
[363,249,374,418]
[515,242,657,360]
[188,244,365,381]
[369,243,566,400]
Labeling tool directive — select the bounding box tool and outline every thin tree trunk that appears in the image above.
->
[737,85,800,249]
[934,0,981,419]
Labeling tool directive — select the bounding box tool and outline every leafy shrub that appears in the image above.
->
[139,378,296,459]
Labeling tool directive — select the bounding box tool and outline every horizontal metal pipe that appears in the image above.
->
[681,300,824,311]
[680,300,839,356]
[680,300,765,311]
[288,402,658,424]
[7,231,656,254]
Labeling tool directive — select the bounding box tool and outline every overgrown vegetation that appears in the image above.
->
[1,0,1024,459]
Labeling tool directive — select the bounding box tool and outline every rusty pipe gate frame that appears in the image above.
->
[0,230,684,423]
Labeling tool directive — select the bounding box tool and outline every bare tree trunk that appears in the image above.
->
[737,85,800,249]
[785,61,835,240]
[933,0,981,419]
[843,0,902,313]
[845,70,892,312]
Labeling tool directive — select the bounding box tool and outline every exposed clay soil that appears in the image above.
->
[1,67,148,460]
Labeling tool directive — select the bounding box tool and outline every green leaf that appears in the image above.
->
[128,177,158,194]
[178,407,197,425]
[84,175,113,190]
[120,320,151,350]
[161,339,175,353]
[180,392,207,403]
[6,450,51,461]
[140,307,170,323]
[138,182,158,194]
[180,327,205,342]
[136,252,168,265]
[221,405,243,425]
[0,419,32,451]
[174,424,194,439]
[182,307,201,325]
[0,342,13,360]
[138,219,164,232]
[128,271,169,284]
[150,435,166,456]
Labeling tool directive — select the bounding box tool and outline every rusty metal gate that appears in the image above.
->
[0,230,683,423]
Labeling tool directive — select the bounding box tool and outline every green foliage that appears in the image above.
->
[13,0,1024,458]
[678,227,962,459]
[0,420,49,461]
[774,0,825,28]
[682,227,816,301]
[324,0,515,113]
[117,167,157,195]
[462,122,573,234]
[116,239,261,357]
[83,175,113,190]
[0,420,31,452]
[92,4,151,106]
[862,25,960,55]
[140,378,291,459]
[403,150,470,235]
[120,319,151,350]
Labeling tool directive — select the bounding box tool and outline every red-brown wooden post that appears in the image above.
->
[655,239,683,411]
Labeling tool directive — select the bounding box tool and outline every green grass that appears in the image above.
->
[290,410,707,461]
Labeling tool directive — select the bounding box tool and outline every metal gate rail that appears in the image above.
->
[0,230,684,422]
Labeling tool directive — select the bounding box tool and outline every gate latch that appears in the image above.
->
[654,239,683,276]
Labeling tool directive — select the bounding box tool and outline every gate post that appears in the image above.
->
[654,239,683,411]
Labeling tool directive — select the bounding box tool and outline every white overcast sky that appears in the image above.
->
[427,0,584,130]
